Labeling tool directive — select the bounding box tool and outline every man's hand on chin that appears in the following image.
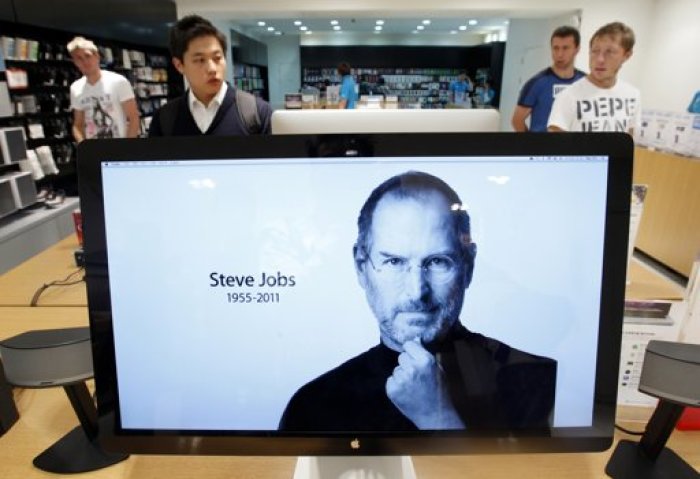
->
[385,338,465,429]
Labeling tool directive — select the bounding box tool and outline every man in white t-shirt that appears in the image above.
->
[68,36,140,141]
[548,22,640,135]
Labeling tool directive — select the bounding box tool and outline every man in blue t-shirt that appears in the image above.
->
[338,62,358,109]
[449,71,474,107]
[512,26,585,132]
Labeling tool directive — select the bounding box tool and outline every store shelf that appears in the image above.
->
[302,67,472,109]
[0,196,79,274]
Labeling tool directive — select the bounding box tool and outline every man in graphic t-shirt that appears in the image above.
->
[68,36,140,141]
[548,22,640,134]
[512,26,585,132]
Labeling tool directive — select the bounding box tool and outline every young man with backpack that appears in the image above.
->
[149,15,272,136]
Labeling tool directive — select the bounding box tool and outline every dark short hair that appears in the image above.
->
[337,62,352,76]
[355,171,473,261]
[551,25,581,47]
[169,14,227,60]
[590,21,635,52]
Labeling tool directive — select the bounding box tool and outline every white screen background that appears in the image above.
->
[102,156,608,430]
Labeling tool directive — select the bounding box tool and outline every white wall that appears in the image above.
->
[574,0,655,91]
[637,0,700,111]
[300,32,484,47]
[499,19,554,132]
[266,35,302,110]
[499,13,579,131]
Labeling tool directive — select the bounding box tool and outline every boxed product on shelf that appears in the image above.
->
[635,109,700,158]
[3,170,36,209]
[284,93,302,109]
[0,175,17,218]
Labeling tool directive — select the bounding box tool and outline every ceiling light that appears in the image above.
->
[333,25,341,31]
[459,25,467,31]
[267,27,274,31]
[375,26,382,31]
[257,21,265,27]
[274,31,282,36]
[417,25,425,30]
[299,26,308,31]
[293,20,302,26]
[469,19,478,26]
[376,20,385,25]
[422,19,431,25]
[305,31,313,35]
[412,30,419,34]
[450,30,457,34]
[330,20,338,25]
[504,20,510,25]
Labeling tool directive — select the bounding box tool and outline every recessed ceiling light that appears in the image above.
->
[267,26,274,31]
[412,30,419,34]
[333,25,341,31]
[375,26,382,31]
[376,20,385,25]
[469,19,478,26]
[305,31,313,35]
[294,20,302,26]
[300,26,308,31]
[450,30,457,34]
[417,25,425,30]
[257,21,265,27]
[459,25,467,31]
[274,31,282,36]
[330,20,338,25]
[422,19,431,25]
[504,20,510,25]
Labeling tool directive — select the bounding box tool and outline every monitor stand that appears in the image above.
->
[605,400,699,478]
[293,456,417,479]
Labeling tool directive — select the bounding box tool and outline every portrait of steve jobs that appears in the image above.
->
[279,171,557,431]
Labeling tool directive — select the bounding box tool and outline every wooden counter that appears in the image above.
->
[0,236,86,307]
[634,147,700,277]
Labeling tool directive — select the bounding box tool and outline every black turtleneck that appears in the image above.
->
[278,324,557,432]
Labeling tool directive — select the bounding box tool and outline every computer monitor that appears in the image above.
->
[78,133,632,473]
[271,109,500,134]
[0,127,28,164]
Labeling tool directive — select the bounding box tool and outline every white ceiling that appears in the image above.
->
[174,0,577,39]
[236,16,511,37]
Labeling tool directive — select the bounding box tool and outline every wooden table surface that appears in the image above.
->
[1,385,698,479]
[0,236,86,307]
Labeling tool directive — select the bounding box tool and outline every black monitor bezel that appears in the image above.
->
[78,133,632,456]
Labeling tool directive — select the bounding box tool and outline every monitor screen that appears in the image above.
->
[79,133,632,456]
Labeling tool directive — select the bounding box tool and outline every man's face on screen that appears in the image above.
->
[356,191,470,352]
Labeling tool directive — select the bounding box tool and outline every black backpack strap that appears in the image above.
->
[234,88,262,134]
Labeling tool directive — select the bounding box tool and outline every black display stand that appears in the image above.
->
[33,382,129,473]
[606,400,699,478]
[0,359,19,436]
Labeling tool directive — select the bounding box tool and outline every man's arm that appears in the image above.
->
[122,98,141,138]
[511,105,532,132]
[338,99,348,109]
[546,90,571,132]
[72,109,85,143]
